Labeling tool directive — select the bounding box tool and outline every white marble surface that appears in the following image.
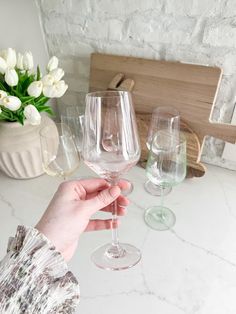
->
[0,163,236,314]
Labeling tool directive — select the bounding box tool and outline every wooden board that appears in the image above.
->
[89,53,236,173]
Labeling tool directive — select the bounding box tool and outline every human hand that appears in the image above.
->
[35,178,129,262]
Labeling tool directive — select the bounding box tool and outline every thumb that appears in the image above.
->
[83,186,121,215]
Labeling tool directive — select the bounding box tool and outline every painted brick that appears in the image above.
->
[90,0,163,17]
[223,0,236,17]
[165,0,223,17]
[203,18,236,48]
[44,14,68,35]
[39,0,72,14]
[127,14,197,45]
[65,77,89,93]
[60,58,75,74]
[36,0,236,169]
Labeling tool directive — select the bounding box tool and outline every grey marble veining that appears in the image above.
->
[0,163,236,314]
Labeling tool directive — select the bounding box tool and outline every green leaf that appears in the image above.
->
[0,107,16,121]
[20,96,35,104]
[34,96,49,107]
[0,80,7,92]
[36,65,41,81]
[21,74,35,95]
[37,105,54,115]
[15,114,24,125]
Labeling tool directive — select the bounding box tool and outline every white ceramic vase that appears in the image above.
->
[0,114,55,179]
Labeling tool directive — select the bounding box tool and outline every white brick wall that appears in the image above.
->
[36,0,236,170]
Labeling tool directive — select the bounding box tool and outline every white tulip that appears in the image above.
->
[54,80,68,97]
[0,57,7,74]
[16,52,24,70]
[47,56,58,72]
[23,51,34,70]
[41,74,54,86]
[5,68,18,86]
[2,48,17,68]
[0,90,8,103]
[50,68,64,82]
[27,81,43,97]
[43,80,68,98]
[42,84,57,98]
[24,104,41,125]
[2,96,21,111]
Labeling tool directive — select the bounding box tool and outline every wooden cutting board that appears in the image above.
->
[89,53,236,176]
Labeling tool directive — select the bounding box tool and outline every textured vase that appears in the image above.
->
[0,115,55,179]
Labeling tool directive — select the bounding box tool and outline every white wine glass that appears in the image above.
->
[145,106,180,196]
[82,90,141,270]
[144,130,186,231]
[61,105,85,154]
[40,122,80,180]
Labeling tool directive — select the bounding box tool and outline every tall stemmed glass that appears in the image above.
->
[144,130,186,231]
[145,106,180,196]
[40,122,80,180]
[82,91,141,270]
[61,105,85,154]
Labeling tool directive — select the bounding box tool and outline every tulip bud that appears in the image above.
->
[0,107,2,114]
[24,104,41,125]
[47,56,58,72]
[23,51,34,70]
[5,68,19,86]
[2,48,17,68]
[27,81,43,97]
[0,90,8,103]
[2,96,21,111]
[50,68,64,82]
[0,57,7,74]
[42,74,54,86]
[16,52,24,70]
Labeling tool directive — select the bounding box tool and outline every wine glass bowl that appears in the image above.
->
[40,122,80,180]
[83,91,140,181]
[82,90,141,270]
[61,105,85,154]
[144,130,186,231]
[145,106,180,196]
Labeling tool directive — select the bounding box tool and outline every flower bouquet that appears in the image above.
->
[0,48,68,125]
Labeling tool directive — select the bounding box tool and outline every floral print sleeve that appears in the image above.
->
[0,225,79,313]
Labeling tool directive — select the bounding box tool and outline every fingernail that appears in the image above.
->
[109,186,120,198]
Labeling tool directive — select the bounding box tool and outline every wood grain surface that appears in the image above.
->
[89,53,236,177]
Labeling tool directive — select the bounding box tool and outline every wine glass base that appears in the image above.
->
[91,243,141,271]
[144,180,172,196]
[144,206,176,231]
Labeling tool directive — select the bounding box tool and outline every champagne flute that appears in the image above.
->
[145,106,180,196]
[144,130,186,231]
[40,122,80,180]
[82,91,141,270]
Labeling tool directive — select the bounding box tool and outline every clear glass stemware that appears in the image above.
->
[61,105,85,154]
[40,122,80,180]
[144,130,186,231]
[82,90,141,270]
[145,106,180,196]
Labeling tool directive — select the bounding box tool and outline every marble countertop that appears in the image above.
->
[0,162,236,314]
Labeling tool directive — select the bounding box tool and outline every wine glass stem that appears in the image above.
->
[110,179,120,249]
[111,199,119,247]
[160,185,165,220]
